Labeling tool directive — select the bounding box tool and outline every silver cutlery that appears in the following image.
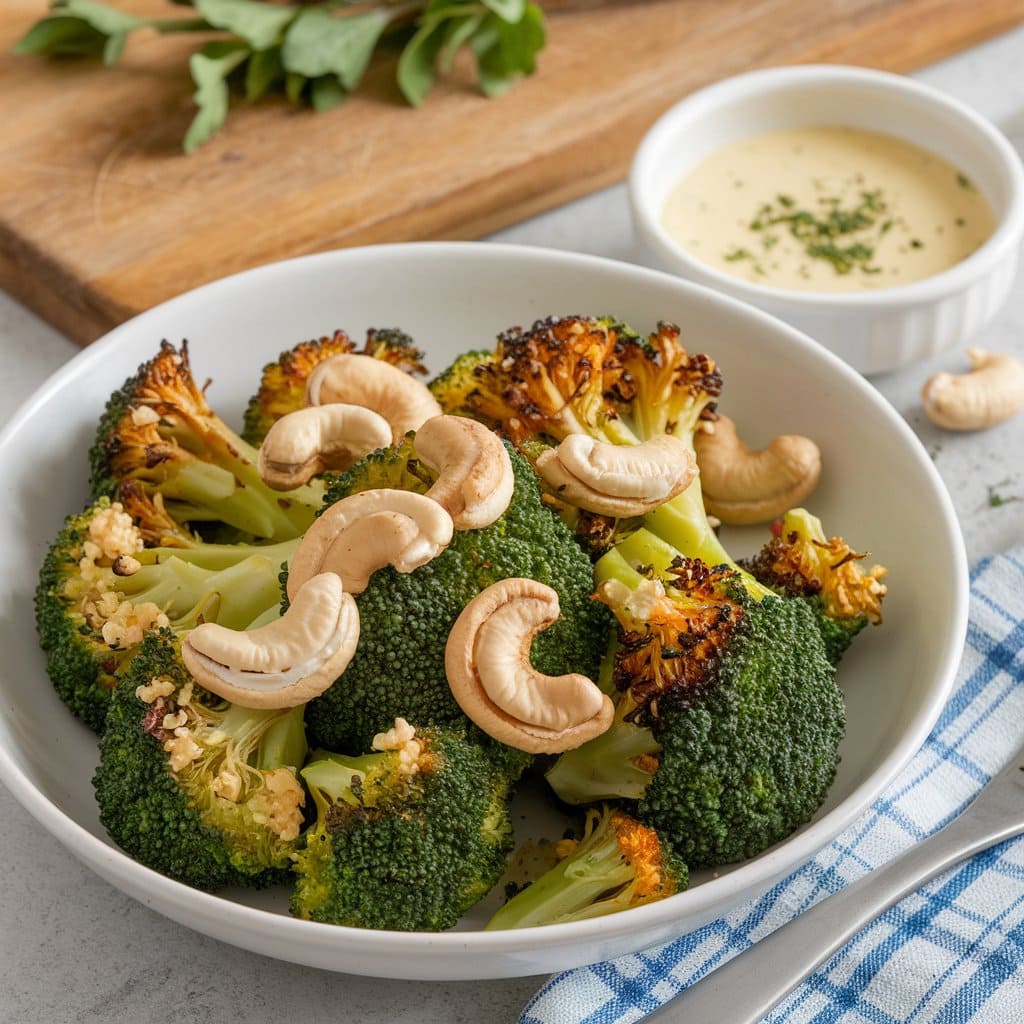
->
[645,737,1024,1022]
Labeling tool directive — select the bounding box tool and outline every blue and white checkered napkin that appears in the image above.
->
[522,546,1024,1024]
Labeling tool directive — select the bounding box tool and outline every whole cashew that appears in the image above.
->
[181,573,359,709]
[693,414,821,525]
[444,578,614,754]
[257,403,393,490]
[414,416,515,530]
[306,354,442,441]
[921,348,1024,431]
[534,434,697,518]
[286,488,453,599]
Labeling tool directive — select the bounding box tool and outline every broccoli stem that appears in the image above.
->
[600,417,642,447]
[142,538,298,571]
[215,703,308,772]
[640,486,773,600]
[302,752,383,811]
[486,821,638,929]
[149,437,322,540]
[116,555,284,630]
[544,684,658,804]
[258,706,308,771]
[644,481,738,571]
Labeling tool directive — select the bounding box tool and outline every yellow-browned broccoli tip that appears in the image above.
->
[597,558,746,728]
[433,316,635,444]
[242,331,358,445]
[633,321,721,400]
[747,509,888,626]
[242,328,431,446]
[485,804,687,929]
[605,809,682,903]
[118,480,199,549]
[433,315,723,455]
[127,340,213,427]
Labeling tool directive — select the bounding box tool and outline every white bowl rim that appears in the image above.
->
[630,63,1024,311]
[0,241,970,970]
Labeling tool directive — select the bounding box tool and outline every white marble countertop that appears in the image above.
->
[2,24,1023,1024]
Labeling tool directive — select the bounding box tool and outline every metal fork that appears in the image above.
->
[645,738,1024,1023]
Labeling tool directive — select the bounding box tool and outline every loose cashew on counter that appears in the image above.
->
[181,573,359,709]
[444,578,614,754]
[921,348,1024,431]
[534,434,697,518]
[286,488,454,599]
[257,403,393,490]
[693,414,821,525]
[305,353,442,441]
[413,415,515,530]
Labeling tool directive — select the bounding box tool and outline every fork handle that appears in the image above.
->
[644,808,1024,1023]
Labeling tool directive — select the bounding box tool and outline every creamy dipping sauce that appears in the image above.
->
[661,126,996,292]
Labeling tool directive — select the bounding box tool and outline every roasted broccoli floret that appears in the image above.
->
[89,340,323,544]
[546,552,845,869]
[742,507,889,664]
[303,437,611,752]
[242,327,430,447]
[93,632,308,890]
[35,499,295,731]
[291,719,523,930]
[486,806,687,929]
[431,315,755,579]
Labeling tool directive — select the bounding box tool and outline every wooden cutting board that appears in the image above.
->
[2,0,1022,345]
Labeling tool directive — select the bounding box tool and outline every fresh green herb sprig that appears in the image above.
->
[14,0,547,153]
[744,189,898,277]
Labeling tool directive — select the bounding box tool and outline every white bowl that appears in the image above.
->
[630,65,1024,375]
[0,243,967,979]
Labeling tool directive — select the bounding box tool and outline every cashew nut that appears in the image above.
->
[693,414,821,525]
[257,404,393,490]
[444,578,614,754]
[181,573,359,709]
[921,348,1024,431]
[534,434,697,517]
[305,354,442,441]
[413,416,515,530]
[286,488,453,599]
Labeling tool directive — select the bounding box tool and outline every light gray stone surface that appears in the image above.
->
[2,24,1023,1024]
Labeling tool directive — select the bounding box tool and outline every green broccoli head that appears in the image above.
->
[93,631,308,890]
[741,508,889,664]
[639,590,844,868]
[242,328,430,447]
[292,720,521,930]
[486,805,688,929]
[547,554,845,870]
[89,340,323,544]
[35,498,296,732]
[303,437,611,753]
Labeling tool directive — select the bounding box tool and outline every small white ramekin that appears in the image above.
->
[630,65,1024,374]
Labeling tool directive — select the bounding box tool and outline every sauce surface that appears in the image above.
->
[661,126,996,292]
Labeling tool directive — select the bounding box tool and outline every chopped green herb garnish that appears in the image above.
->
[742,189,891,277]
[724,248,753,262]
[987,479,1022,508]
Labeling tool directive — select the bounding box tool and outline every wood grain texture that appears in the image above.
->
[1,0,1022,344]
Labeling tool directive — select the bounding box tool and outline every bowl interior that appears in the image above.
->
[633,67,1018,269]
[0,243,966,978]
